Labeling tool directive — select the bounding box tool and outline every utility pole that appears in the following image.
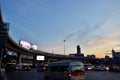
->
[63,40,66,56]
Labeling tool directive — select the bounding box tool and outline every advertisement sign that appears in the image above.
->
[19,40,37,50]
[19,40,31,49]
[31,44,37,50]
[36,55,45,61]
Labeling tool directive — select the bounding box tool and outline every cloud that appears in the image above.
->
[117,44,120,47]
[86,37,117,48]
[51,45,63,51]
[38,41,63,54]
[64,23,92,43]
[95,8,120,29]
[81,10,120,48]
[95,15,109,29]
[64,11,116,45]
[63,13,113,46]
[15,0,47,16]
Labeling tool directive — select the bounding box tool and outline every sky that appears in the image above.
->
[1,0,120,58]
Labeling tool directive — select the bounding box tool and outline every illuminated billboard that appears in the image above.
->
[19,40,37,50]
[19,40,31,49]
[31,44,37,50]
[36,55,45,61]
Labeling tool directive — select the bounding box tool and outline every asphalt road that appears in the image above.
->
[86,71,120,80]
[3,70,120,80]
[5,69,44,80]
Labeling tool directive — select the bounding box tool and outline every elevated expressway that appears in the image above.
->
[7,35,81,60]
[6,35,84,66]
[0,8,84,67]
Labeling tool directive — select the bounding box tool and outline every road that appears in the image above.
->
[86,71,120,80]
[5,69,44,80]
[3,70,120,80]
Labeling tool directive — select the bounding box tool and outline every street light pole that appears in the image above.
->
[63,40,65,55]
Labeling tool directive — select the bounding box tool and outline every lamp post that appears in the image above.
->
[63,40,65,55]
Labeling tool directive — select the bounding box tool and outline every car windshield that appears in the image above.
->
[71,65,84,72]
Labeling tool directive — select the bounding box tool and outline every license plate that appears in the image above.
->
[76,76,80,80]
[71,76,80,80]
[71,76,76,80]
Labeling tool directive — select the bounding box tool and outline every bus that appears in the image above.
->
[44,61,86,80]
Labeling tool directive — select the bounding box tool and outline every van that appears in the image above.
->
[44,61,86,80]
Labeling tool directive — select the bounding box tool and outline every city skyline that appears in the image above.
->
[1,0,120,58]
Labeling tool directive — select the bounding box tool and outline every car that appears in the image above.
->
[84,63,94,71]
[37,66,46,72]
[15,65,22,71]
[23,66,31,71]
[5,63,16,72]
[44,61,86,80]
[109,65,120,72]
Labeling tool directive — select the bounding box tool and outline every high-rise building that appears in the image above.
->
[77,45,81,54]
[69,45,84,58]
[112,49,120,58]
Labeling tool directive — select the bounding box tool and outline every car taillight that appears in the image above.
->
[68,73,76,77]
[68,71,86,77]
[68,73,72,77]
[79,71,86,75]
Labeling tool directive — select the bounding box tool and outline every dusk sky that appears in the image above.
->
[1,0,120,58]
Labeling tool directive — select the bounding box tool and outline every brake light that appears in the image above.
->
[78,71,86,75]
[68,71,86,77]
[68,72,78,77]
[68,73,72,77]
[68,73,76,77]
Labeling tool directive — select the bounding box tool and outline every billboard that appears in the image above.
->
[19,40,37,50]
[31,44,37,50]
[36,55,45,61]
[19,40,31,49]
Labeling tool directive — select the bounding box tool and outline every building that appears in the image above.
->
[69,45,84,58]
[105,55,110,59]
[86,54,96,59]
[112,49,120,58]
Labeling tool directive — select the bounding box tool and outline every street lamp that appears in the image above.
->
[63,40,65,55]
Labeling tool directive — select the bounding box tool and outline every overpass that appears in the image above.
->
[0,7,86,67]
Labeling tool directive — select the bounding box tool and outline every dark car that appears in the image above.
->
[5,63,16,72]
[23,66,31,71]
[109,65,120,72]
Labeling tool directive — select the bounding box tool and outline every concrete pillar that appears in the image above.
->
[47,59,50,64]
[0,48,6,69]
[32,55,36,68]
[17,53,22,65]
